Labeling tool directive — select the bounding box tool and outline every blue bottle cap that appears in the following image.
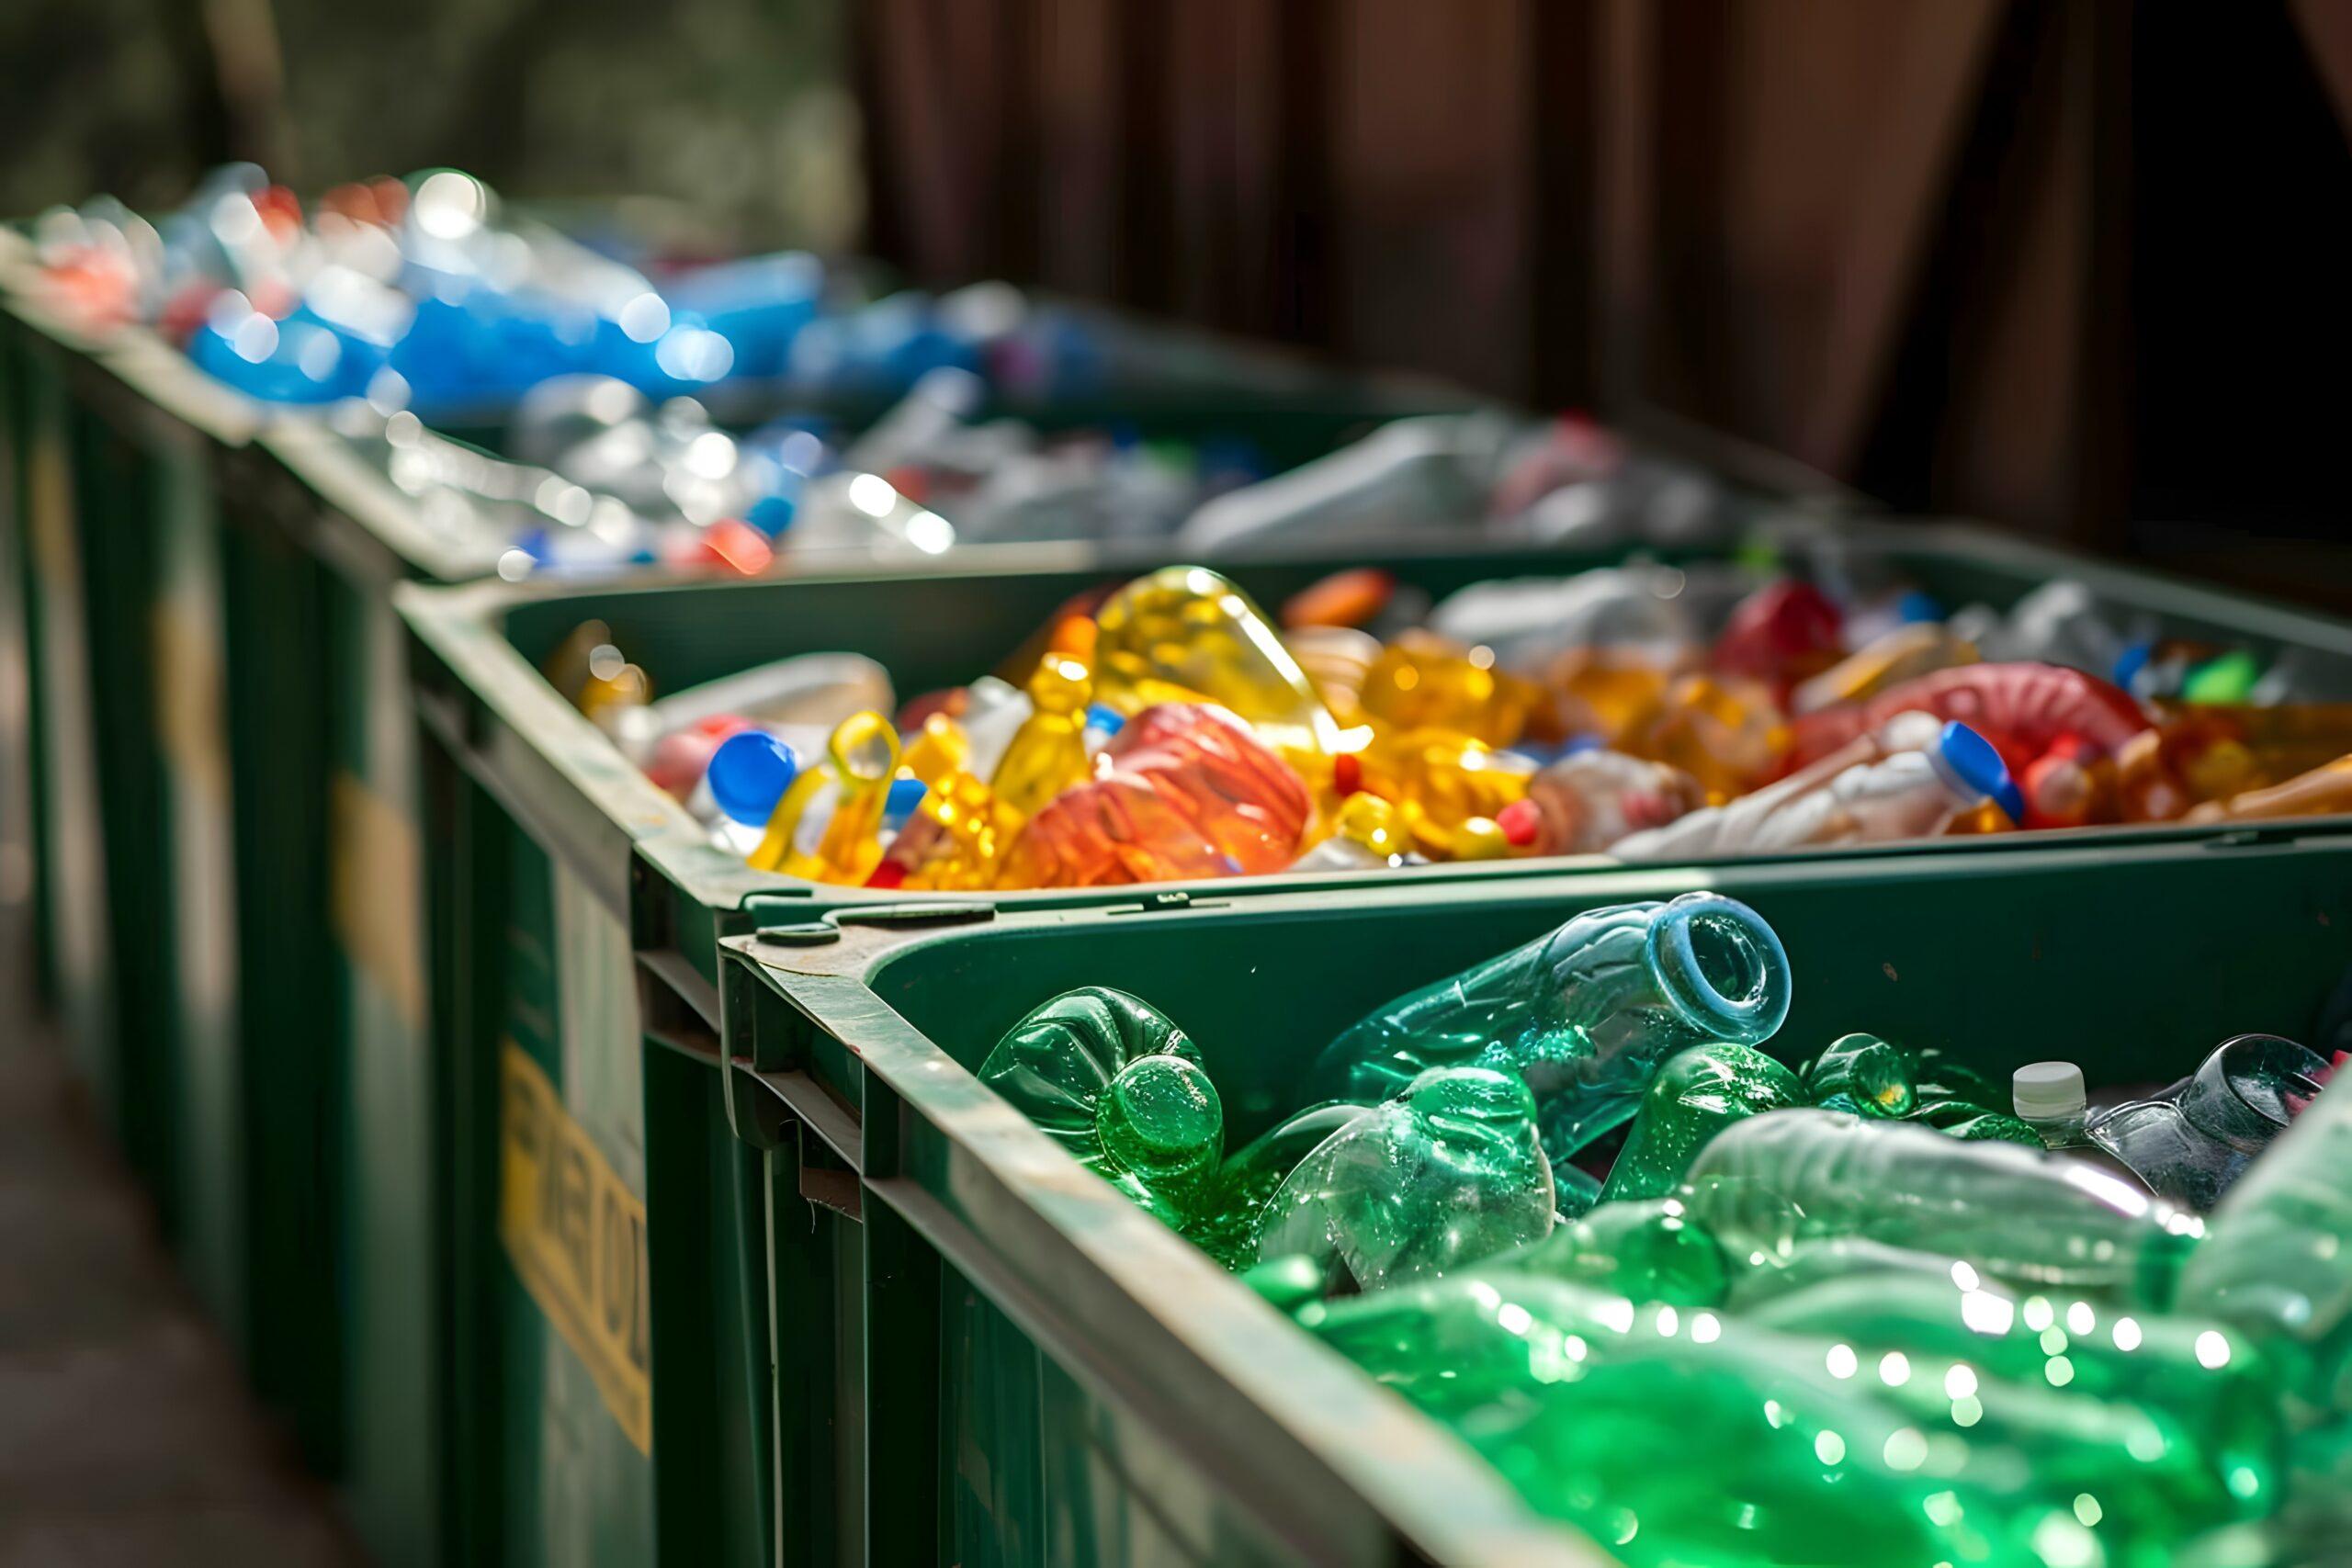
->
[1895,590,1943,625]
[1930,720,2023,823]
[1084,704,1125,739]
[746,491,797,537]
[707,731,799,825]
[884,775,928,829]
[2112,638,2154,692]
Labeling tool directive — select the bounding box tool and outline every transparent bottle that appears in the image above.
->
[1682,1109,2204,1303]
[1306,893,1792,1165]
[1176,413,1512,554]
[1254,1066,1555,1292]
[1601,1043,1802,1202]
[975,987,1224,1230]
[2176,1064,2352,1416]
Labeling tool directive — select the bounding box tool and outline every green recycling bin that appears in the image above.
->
[401,521,2352,1567]
[711,824,2352,1563]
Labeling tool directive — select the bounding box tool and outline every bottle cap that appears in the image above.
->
[707,730,799,825]
[2013,1060,2086,1122]
[1929,721,2024,823]
[883,776,928,829]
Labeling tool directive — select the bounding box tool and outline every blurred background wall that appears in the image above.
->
[8,0,2352,601]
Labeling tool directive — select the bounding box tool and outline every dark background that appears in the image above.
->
[10,1,2352,604]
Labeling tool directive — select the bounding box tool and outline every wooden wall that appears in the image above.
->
[857,0,2352,587]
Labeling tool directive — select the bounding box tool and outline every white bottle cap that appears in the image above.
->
[2013,1061,2087,1122]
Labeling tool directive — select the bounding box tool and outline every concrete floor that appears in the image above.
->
[0,997,367,1566]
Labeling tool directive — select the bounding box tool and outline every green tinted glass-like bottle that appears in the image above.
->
[1256,1066,1555,1292]
[1311,1274,2245,1567]
[976,987,1224,1228]
[1191,1101,1374,1270]
[1510,1197,1730,1306]
[1745,1271,2286,1508]
[1802,1032,1917,1118]
[1601,1043,1802,1202]
[1682,1109,2204,1303]
[1306,893,1792,1165]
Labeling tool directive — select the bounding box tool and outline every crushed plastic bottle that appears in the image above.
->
[1255,1066,1555,1292]
[1502,748,1705,856]
[975,987,1223,1230]
[996,702,1312,886]
[1600,1043,1803,1202]
[1307,893,1792,1164]
[1091,567,1343,755]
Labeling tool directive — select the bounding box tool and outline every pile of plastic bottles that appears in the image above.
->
[978,896,2352,1565]
[20,164,1319,573]
[563,553,2352,888]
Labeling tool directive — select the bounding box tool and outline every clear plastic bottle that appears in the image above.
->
[2176,1058,2352,1416]
[1682,1109,2203,1303]
[1175,413,1514,553]
[1306,893,1792,1165]
[1254,1066,1555,1292]
[1611,718,2018,859]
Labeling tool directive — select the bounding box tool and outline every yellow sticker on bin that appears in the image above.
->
[499,1041,653,1454]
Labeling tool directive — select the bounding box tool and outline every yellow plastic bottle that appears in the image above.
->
[1356,629,1552,748]
[1092,565,1344,754]
[888,715,1022,889]
[1351,728,1533,857]
[748,712,902,883]
[990,618,1099,819]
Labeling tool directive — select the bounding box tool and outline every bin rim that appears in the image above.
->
[398,516,2352,933]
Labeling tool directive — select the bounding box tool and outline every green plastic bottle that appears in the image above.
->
[1682,1109,2204,1303]
[975,987,1224,1228]
[1802,1032,1917,1118]
[1190,1101,1372,1270]
[1909,1044,2002,1111]
[1306,894,1792,1165]
[1907,1099,2046,1146]
[1745,1271,2285,1510]
[1255,1066,1555,1292]
[2177,1077,2352,1422]
[1511,1197,1730,1306]
[1310,1274,2247,1566]
[1601,1043,1802,1202]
